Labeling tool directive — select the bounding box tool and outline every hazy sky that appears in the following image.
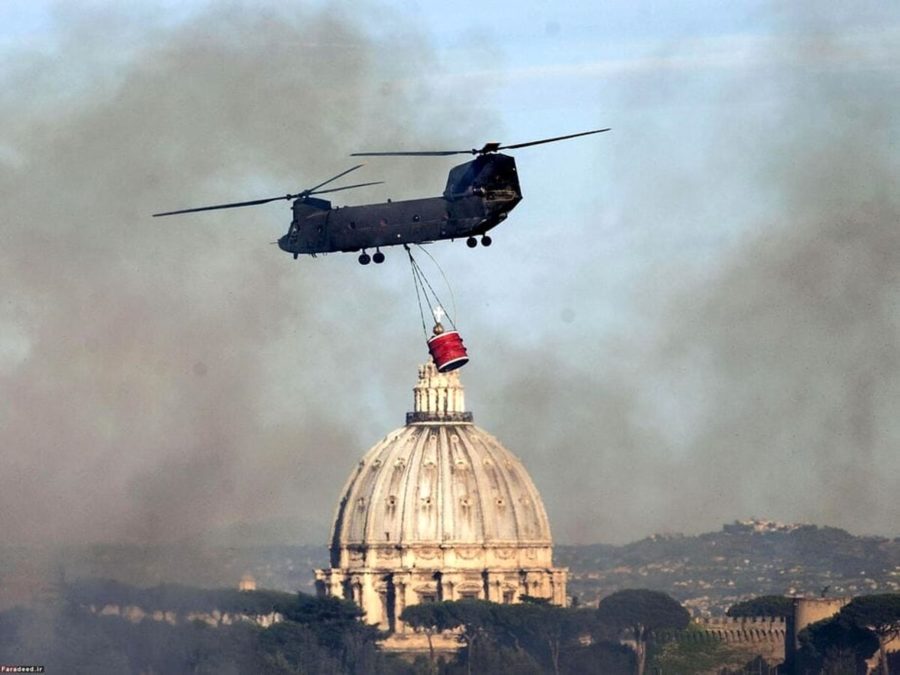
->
[1,1,899,546]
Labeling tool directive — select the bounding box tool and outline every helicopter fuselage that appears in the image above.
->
[278,153,522,258]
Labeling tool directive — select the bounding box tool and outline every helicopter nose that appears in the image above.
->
[277,235,289,252]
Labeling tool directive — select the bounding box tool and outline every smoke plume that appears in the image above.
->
[0,3,489,546]
[1,2,897,553]
[476,4,900,542]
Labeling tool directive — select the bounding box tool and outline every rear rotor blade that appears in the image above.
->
[498,128,610,151]
[306,163,366,193]
[153,164,378,217]
[153,195,290,217]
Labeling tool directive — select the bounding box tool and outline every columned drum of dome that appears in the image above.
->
[315,363,567,635]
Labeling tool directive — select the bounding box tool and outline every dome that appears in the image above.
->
[332,424,552,549]
[328,363,552,569]
[316,362,567,632]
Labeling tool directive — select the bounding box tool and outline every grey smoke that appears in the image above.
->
[2,2,898,553]
[0,3,490,546]
[476,4,900,543]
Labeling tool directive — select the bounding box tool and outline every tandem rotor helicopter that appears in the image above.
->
[153,128,609,265]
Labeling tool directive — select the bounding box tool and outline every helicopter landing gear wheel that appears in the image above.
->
[466,237,477,248]
[481,235,492,247]
[373,250,385,264]
[358,252,371,265]
[292,253,299,260]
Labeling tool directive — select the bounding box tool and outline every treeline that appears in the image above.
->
[64,578,297,614]
[0,584,403,675]
[0,584,693,674]
[400,595,638,674]
[0,580,897,674]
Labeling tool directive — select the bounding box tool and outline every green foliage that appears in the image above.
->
[258,621,352,674]
[838,594,900,675]
[402,599,626,675]
[596,590,689,675]
[400,601,458,633]
[796,615,879,675]
[838,593,900,639]
[400,598,496,638]
[486,602,592,673]
[65,578,296,615]
[596,589,690,635]
[726,595,794,618]
[0,583,408,675]
[277,592,382,654]
[519,595,551,605]
[451,642,544,675]
[558,641,635,675]
[649,626,755,674]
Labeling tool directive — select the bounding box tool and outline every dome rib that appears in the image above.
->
[382,427,413,544]
[448,427,473,542]
[479,428,522,541]
[455,426,492,541]
[363,433,390,545]
[404,426,429,543]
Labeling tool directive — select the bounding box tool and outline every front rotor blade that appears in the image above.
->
[310,181,384,196]
[351,128,611,157]
[350,150,471,157]
[306,164,366,193]
[498,128,610,151]
[153,195,289,217]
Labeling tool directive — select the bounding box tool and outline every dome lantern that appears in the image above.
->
[407,361,472,424]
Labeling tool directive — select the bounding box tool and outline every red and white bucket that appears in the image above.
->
[427,330,469,372]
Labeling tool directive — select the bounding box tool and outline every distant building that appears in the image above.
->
[238,573,257,592]
[723,518,805,534]
[315,362,566,647]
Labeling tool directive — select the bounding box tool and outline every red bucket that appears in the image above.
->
[427,330,469,372]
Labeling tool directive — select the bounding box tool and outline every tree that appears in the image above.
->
[402,599,607,675]
[650,626,756,674]
[596,589,690,675]
[274,593,386,674]
[400,600,504,674]
[258,622,342,674]
[838,594,900,675]
[559,641,634,675]
[491,603,597,675]
[796,615,878,675]
[442,600,497,675]
[400,602,459,673]
[726,595,794,619]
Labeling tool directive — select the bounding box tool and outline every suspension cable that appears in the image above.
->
[413,244,458,330]
[411,257,447,329]
[406,246,429,339]
[405,245,459,337]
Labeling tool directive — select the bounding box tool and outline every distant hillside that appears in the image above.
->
[2,520,897,616]
[558,520,900,615]
[0,544,326,611]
